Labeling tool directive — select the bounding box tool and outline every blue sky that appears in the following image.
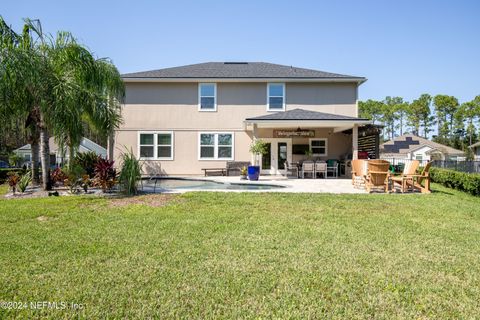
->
[3,0,479,103]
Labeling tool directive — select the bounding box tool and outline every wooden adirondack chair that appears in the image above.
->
[351,159,368,189]
[390,160,420,193]
[365,160,390,193]
[405,161,432,194]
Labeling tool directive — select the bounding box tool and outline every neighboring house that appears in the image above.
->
[469,141,480,160]
[14,137,107,166]
[380,134,464,163]
[114,62,371,175]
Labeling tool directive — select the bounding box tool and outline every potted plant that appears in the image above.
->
[248,139,268,181]
[240,166,247,180]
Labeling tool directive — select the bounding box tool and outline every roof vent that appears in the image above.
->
[224,62,248,64]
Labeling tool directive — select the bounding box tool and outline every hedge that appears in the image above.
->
[430,167,480,196]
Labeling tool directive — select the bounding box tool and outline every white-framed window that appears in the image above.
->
[198,132,234,160]
[415,154,423,161]
[267,83,285,111]
[198,83,217,111]
[138,131,174,160]
[309,138,327,156]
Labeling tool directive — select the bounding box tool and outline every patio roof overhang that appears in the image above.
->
[243,108,371,131]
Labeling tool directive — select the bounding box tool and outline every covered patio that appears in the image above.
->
[244,108,374,178]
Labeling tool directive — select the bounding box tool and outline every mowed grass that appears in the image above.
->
[1,185,480,319]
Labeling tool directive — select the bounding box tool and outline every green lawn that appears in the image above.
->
[1,185,480,318]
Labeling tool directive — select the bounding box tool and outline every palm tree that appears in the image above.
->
[43,31,124,169]
[1,17,124,190]
[0,18,44,185]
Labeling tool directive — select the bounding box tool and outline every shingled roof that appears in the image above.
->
[380,134,464,157]
[245,108,370,121]
[122,62,365,81]
[469,141,480,148]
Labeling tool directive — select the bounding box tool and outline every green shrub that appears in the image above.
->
[430,167,480,196]
[73,151,100,177]
[119,150,142,195]
[8,153,22,167]
[64,164,86,194]
[18,173,32,193]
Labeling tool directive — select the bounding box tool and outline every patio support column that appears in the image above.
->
[352,124,358,160]
[251,124,258,165]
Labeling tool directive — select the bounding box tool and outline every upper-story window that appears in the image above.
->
[267,83,285,111]
[199,83,217,111]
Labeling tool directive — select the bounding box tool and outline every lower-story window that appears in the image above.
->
[309,138,327,156]
[199,132,234,160]
[139,132,174,160]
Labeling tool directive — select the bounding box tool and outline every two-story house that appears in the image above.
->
[113,62,370,175]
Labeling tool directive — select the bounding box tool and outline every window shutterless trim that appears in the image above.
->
[138,131,174,160]
[267,83,286,112]
[198,132,235,161]
[198,83,217,112]
[309,138,328,156]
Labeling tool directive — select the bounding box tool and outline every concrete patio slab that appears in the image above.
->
[159,176,366,194]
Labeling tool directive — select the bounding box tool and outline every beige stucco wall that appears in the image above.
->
[119,82,358,130]
[114,130,254,175]
[114,128,351,175]
[115,81,358,174]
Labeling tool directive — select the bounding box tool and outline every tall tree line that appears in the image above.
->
[359,94,480,157]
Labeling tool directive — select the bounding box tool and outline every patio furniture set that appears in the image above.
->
[285,160,339,179]
[352,159,431,193]
[200,159,431,194]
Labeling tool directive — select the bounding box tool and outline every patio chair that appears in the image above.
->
[351,159,368,189]
[390,160,419,193]
[403,161,432,194]
[284,161,299,178]
[365,160,390,193]
[301,161,315,179]
[314,161,327,179]
[326,159,338,178]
